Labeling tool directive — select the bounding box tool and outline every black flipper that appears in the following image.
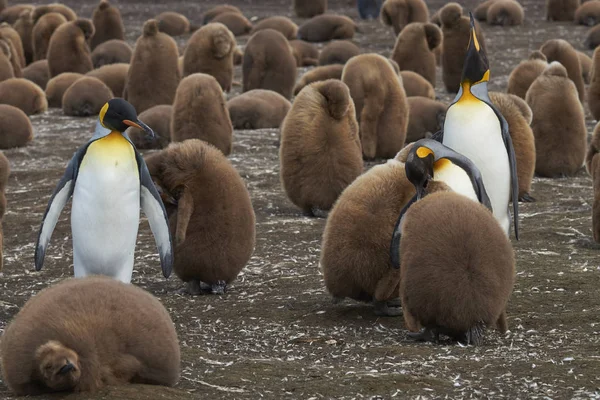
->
[389,194,418,269]
[135,150,173,278]
[34,144,91,271]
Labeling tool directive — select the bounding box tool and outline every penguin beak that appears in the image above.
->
[461,13,489,87]
[123,119,155,138]
[58,362,75,375]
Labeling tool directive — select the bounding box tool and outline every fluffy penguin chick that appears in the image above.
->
[127,105,172,150]
[227,89,291,130]
[145,140,256,295]
[32,12,67,61]
[487,0,525,26]
[406,97,446,143]
[342,53,409,159]
[251,16,298,40]
[171,73,233,155]
[90,0,124,50]
[400,191,515,345]
[546,0,580,21]
[540,39,585,103]
[22,59,49,89]
[0,276,180,395]
[489,92,536,202]
[46,19,94,77]
[0,103,33,149]
[91,39,131,68]
[279,79,363,216]
[320,158,415,316]
[507,51,548,99]
[400,70,435,99]
[380,0,429,35]
[575,1,600,26]
[588,46,600,120]
[0,78,47,115]
[125,19,180,114]
[526,62,586,177]
[294,64,344,95]
[293,0,327,18]
[391,22,441,87]
[318,40,360,66]
[297,14,357,42]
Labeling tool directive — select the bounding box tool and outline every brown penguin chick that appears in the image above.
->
[586,121,600,175]
[585,24,600,49]
[85,63,128,98]
[400,70,435,99]
[0,39,13,82]
[546,0,580,21]
[171,73,232,155]
[290,40,319,66]
[0,32,22,78]
[0,78,46,115]
[155,11,191,37]
[540,39,585,103]
[45,72,84,108]
[251,16,298,40]
[399,191,515,345]
[320,158,414,316]
[588,47,600,120]
[127,105,172,150]
[0,104,32,148]
[0,24,25,69]
[125,19,180,114]
[380,0,430,35]
[22,59,49,89]
[0,276,180,396]
[406,96,446,143]
[0,4,34,24]
[575,0,600,25]
[243,29,297,99]
[318,40,360,66]
[212,12,252,36]
[474,0,495,21]
[293,64,343,95]
[202,5,242,25]
[526,62,586,177]
[489,91,536,202]
[91,39,132,68]
[592,150,600,243]
[32,12,67,61]
[144,140,256,294]
[297,14,358,42]
[13,10,34,65]
[32,3,76,23]
[391,22,441,87]
[62,76,113,117]
[293,0,327,18]
[90,0,124,50]
[507,51,548,99]
[182,22,236,92]
[227,89,292,130]
[280,79,363,216]
[342,53,409,159]
[46,19,94,78]
[578,50,592,84]
[441,2,487,93]
[487,0,525,26]
[0,149,8,271]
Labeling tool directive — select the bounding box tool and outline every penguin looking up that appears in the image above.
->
[438,12,519,240]
[390,138,492,269]
[34,98,173,283]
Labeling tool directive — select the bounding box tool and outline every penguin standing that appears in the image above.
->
[35,98,173,283]
[439,13,519,239]
[390,138,492,269]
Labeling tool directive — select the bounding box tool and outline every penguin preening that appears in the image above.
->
[389,138,492,270]
[438,13,519,239]
[34,98,173,283]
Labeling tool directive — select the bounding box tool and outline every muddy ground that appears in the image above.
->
[1,0,600,398]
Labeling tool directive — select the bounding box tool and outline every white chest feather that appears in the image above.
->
[434,162,478,204]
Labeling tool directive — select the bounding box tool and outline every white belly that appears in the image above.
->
[434,162,479,204]
[443,101,511,234]
[71,134,140,283]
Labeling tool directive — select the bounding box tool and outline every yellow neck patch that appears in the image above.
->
[433,158,451,172]
[99,102,109,127]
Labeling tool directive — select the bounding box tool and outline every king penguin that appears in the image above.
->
[34,98,173,283]
[390,138,492,269]
[438,12,519,239]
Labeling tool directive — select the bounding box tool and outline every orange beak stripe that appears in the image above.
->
[123,120,142,130]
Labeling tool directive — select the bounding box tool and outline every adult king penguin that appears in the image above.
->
[439,13,519,239]
[390,138,492,269]
[34,98,173,283]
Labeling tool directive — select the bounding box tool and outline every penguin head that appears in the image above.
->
[35,340,81,391]
[98,98,154,137]
[405,145,434,200]
[460,13,489,89]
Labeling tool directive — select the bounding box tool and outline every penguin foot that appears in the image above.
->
[386,297,402,307]
[332,296,345,304]
[407,328,439,343]
[309,207,329,219]
[373,300,402,317]
[183,280,203,296]
[519,193,536,203]
[456,322,485,346]
[210,280,227,295]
